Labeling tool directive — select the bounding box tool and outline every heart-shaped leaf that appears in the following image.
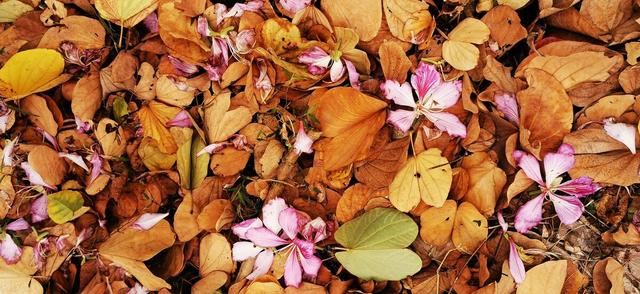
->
[334,208,422,281]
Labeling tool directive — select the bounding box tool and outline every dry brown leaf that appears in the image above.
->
[210,147,251,177]
[443,18,490,71]
[38,15,105,49]
[156,75,195,106]
[593,258,625,294]
[199,233,234,275]
[28,145,67,186]
[517,260,567,294]
[204,92,253,143]
[383,0,434,44]
[310,87,387,171]
[481,5,527,50]
[379,41,412,82]
[354,134,409,189]
[420,200,457,247]
[602,225,640,246]
[460,152,507,217]
[158,0,209,63]
[196,199,234,232]
[22,94,58,136]
[174,191,200,242]
[96,118,127,157]
[71,72,102,122]
[420,200,488,253]
[95,0,158,28]
[321,0,382,42]
[517,69,573,158]
[336,183,385,223]
[137,101,181,154]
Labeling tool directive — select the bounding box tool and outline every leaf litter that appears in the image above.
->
[0,0,639,293]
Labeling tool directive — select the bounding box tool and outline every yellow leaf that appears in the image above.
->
[442,18,490,71]
[199,233,234,275]
[389,148,452,211]
[259,18,302,55]
[96,118,127,157]
[320,0,381,42]
[451,202,488,254]
[517,260,567,294]
[0,0,33,23]
[419,200,457,247]
[0,247,42,294]
[522,51,617,90]
[95,0,158,28]
[138,137,177,171]
[137,101,181,154]
[0,49,70,100]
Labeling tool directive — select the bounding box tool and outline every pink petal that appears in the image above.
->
[294,122,314,155]
[279,208,302,240]
[59,152,90,172]
[543,144,575,186]
[424,80,461,109]
[632,210,640,232]
[230,134,249,151]
[329,60,345,82]
[494,92,519,125]
[55,235,71,252]
[0,234,22,264]
[344,59,360,90]
[514,195,544,233]
[293,238,315,258]
[0,110,10,134]
[279,0,312,13]
[555,176,599,198]
[301,217,327,243]
[232,218,263,239]
[299,254,322,277]
[166,110,193,128]
[381,80,416,108]
[142,12,158,33]
[603,119,636,154]
[197,143,228,157]
[30,195,48,223]
[284,250,303,287]
[2,138,16,167]
[411,62,441,99]
[232,241,263,261]
[298,47,330,68]
[245,227,288,247]
[21,162,55,189]
[204,64,225,81]
[262,198,288,234]
[196,16,211,38]
[422,111,467,138]
[497,210,508,233]
[168,56,199,76]
[37,128,59,151]
[223,0,263,20]
[549,193,584,225]
[246,249,274,280]
[131,213,169,230]
[75,117,92,133]
[127,282,149,294]
[387,109,417,133]
[234,29,256,54]
[508,239,526,284]
[512,150,544,185]
[6,218,30,231]
[89,152,103,184]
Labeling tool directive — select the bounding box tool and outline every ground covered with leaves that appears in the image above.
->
[0,0,639,293]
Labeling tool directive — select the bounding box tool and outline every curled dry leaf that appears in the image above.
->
[593,258,625,294]
[517,69,573,158]
[383,0,434,44]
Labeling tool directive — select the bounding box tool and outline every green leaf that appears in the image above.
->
[48,190,85,224]
[334,208,418,249]
[113,95,129,122]
[335,249,422,281]
[334,208,421,281]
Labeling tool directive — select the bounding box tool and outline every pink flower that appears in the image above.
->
[131,213,169,230]
[513,144,600,233]
[60,42,103,74]
[166,110,193,128]
[36,128,59,151]
[30,195,49,223]
[168,56,199,77]
[294,122,314,155]
[216,0,263,24]
[204,38,230,81]
[21,162,55,190]
[494,92,519,125]
[89,151,103,184]
[497,211,525,284]
[231,198,327,287]
[603,118,636,154]
[0,234,22,264]
[298,46,360,89]
[197,16,211,38]
[197,143,228,157]
[0,101,12,134]
[280,0,313,13]
[127,283,149,294]
[34,237,51,270]
[254,59,273,103]
[381,62,466,137]
[232,30,256,54]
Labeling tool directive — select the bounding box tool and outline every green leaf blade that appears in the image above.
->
[334,208,418,250]
[48,190,84,224]
[335,249,422,281]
